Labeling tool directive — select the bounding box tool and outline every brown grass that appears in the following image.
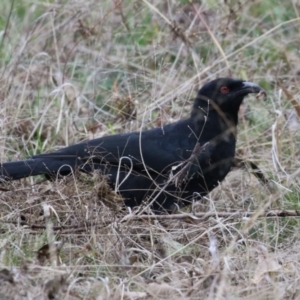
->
[1,0,300,299]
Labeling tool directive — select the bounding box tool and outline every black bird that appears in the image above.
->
[0,78,266,212]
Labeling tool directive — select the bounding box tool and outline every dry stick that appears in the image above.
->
[3,210,300,233]
[170,142,205,187]
[124,210,300,220]
[0,0,13,51]
[277,82,300,118]
[192,3,231,73]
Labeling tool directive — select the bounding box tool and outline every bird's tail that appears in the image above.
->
[0,157,78,180]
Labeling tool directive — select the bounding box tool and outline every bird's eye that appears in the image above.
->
[220,86,229,94]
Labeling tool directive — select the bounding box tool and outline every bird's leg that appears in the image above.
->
[232,157,270,186]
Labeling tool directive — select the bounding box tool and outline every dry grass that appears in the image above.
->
[1,0,300,299]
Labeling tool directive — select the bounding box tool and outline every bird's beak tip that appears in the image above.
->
[242,81,267,100]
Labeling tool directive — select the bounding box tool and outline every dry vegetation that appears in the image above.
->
[1,0,300,299]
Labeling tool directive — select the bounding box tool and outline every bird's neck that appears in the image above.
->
[191,97,240,129]
[191,107,238,139]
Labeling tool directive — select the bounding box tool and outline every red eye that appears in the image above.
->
[220,86,229,94]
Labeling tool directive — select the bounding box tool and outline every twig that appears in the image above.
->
[170,142,205,187]
[0,0,14,50]
[277,81,300,118]
[121,210,300,221]
[2,210,300,233]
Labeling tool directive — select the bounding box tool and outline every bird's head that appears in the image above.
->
[192,78,266,123]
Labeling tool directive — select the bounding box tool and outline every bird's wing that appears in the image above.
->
[33,119,200,174]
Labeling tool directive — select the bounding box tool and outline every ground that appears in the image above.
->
[1,0,300,299]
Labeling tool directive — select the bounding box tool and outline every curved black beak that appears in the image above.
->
[240,81,267,99]
[242,81,267,98]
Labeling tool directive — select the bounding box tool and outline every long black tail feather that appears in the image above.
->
[0,157,79,180]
